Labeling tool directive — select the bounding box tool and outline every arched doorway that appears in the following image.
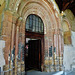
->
[16,0,62,72]
[25,14,44,71]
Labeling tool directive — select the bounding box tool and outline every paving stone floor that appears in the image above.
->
[1,70,75,75]
[26,70,75,75]
[26,71,63,75]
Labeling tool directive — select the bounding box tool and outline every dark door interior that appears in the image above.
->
[25,39,41,71]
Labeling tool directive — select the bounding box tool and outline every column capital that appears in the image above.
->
[12,14,19,24]
[16,17,22,26]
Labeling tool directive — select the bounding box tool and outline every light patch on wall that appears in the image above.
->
[62,21,69,32]
[0,1,5,14]
[0,0,4,6]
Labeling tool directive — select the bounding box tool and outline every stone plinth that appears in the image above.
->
[3,65,9,75]
[17,61,21,73]
[21,61,25,72]
[0,40,5,72]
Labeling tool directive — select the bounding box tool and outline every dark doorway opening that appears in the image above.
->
[25,14,44,72]
[25,38,42,71]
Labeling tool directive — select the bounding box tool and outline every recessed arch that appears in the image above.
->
[62,21,70,32]
[62,19,71,45]
[62,19,71,31]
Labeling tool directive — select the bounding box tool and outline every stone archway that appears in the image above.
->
[1,0,63,73]
[17,0,63,72]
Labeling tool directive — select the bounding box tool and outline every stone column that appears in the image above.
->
[14,23,19,74]
[55,30,60,71]
[14,18,22,74]
[60,30,64,71]
[20,21,25,72]
[9,22,16,70]
[57,29,60,71]
[57,29,62,71]
[51,29,55,72]
[59,34,62,70]
[53,33,57,71]
[52,29,58,71]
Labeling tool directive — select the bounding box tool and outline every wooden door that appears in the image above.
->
[28,39,41,70]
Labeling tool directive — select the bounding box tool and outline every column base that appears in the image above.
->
[17,61,21,73]
[50,65,55,72]
[3,65,9,75]
[21,61,25,72]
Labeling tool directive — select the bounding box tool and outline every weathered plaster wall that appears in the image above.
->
[63,31,75,71]
[0,40,5,71]
[63,45,75,71]
[62,9,75,71]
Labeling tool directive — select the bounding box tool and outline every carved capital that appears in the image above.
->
[16,17,22,26]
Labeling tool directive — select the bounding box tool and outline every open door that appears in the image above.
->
[28,39,41,70]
